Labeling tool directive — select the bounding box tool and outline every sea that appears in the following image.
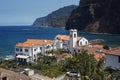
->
[0,26,120,58]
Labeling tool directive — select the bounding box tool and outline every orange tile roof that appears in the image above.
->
[92,45,103,49]
[74,45,105,61]
[105,47,120,56]
[56,35,82,41]
[16,39,54,47]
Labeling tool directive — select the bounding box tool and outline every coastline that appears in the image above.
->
[0,26,120,57]
[35,26,120,35]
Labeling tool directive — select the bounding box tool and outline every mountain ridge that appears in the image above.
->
[33,5,77,27]
[65,0,120,34]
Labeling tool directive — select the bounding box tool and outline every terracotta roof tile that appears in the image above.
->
[74,45,105,61]
[16,39,54,47]
[105,47,120,56]
[56,35,82,41]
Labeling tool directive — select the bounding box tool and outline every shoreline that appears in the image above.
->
[0,26,120,58]
[35,26,120,35]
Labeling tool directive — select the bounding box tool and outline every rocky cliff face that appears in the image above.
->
[65,0,120,34]
[33,5,77,27]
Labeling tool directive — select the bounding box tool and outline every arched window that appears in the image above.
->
[86,41,88,45]
[74,34,76,38]
[80,42,82,45]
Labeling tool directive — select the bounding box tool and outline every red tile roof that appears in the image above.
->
[56,35,82,41]
[105,47,120,56]
[74,45,106,61]
[16,39,54,47]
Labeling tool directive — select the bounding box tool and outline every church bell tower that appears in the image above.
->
[69,29,77,52]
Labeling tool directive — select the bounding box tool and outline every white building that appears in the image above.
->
[55,29,89,52]
[105,47,120,69]
[15,29,89,63]
[15,39,56,64]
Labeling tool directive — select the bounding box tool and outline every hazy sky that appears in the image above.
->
[0,0,79,26]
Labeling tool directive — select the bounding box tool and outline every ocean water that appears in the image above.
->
[0,26,120,58]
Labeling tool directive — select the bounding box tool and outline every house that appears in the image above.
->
[105,47,120,69]
[15,29,89,63]
[0,68,30,80]
[15,39,56,64]
[55,29,89,52]
[73,45,105,61]
[22,68,34,76]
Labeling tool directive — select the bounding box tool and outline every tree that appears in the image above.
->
[62,51,97,79]
[103,45,110,50]
[62,51,112,80]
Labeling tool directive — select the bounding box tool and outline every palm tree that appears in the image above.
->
[62,51,112,80]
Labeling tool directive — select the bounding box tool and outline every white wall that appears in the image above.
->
[15,47,32,56]
[78,38,88,46]
[56,41,63,49]
[69,30,77,52]
[105,54,120,69]
[73,49,82,53]
[63,40,69,50]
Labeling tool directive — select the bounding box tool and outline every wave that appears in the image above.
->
[4,55,15,60]
[22,29,38,31]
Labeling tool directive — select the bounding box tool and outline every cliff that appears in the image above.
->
[33,5,77,27]
[65,0,120,34]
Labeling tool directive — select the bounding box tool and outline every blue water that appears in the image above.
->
[0,26,120,58]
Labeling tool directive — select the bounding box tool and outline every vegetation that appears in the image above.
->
[42,66,64,78]
[54,49,67,55]
[0,60,15,69]
[66,0,120,34]
[62,51,110,80]
[46,48,67,55]
[0,50,119,79]
[103,45,110,50]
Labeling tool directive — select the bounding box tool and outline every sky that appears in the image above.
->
[0,0,79,26]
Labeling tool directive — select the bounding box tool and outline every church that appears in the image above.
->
[55,29,89,53]
[15,29,89,64]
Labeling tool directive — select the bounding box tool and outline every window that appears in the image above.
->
[40,47,42,50]
[2,77,7,80]
[34,49,36,51]
[118,56,120,63]
[74,34,76,38]
[86,41,88,45]
[51,44,54,47]
[25,49,28,52]
[77,41,79,45]
[68,41,69,45]
[78,50,80,52]
[16,48,19,51]
[18,58,20,62]
[70,34,72,38]
[46,45,50,49]
[56,37,59,40]
[80,42,82,45]
[24,59,26,62]
[20,48,22,52]
[21,59,23,62]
